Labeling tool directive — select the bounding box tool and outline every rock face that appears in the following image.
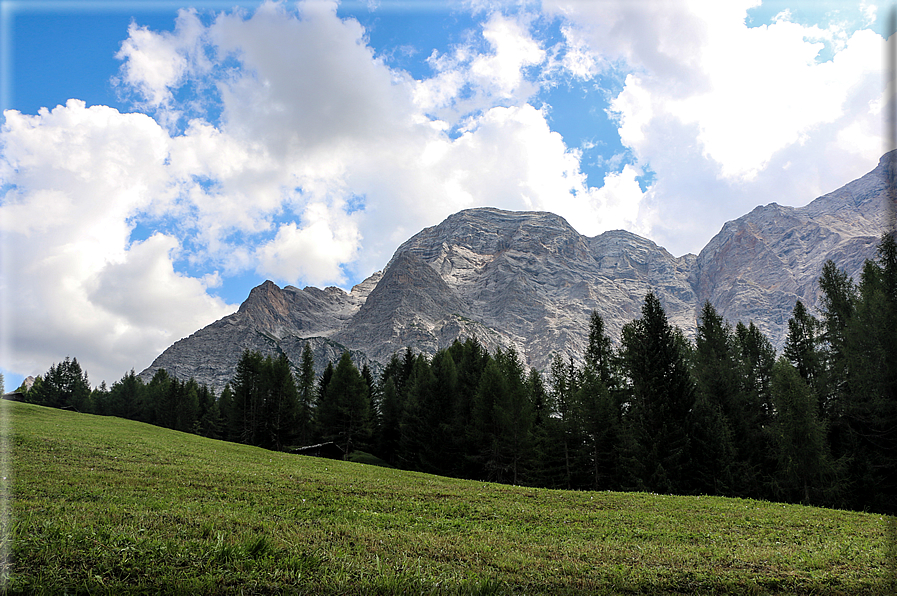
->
[140,154,891,391]
[691,154,886,349]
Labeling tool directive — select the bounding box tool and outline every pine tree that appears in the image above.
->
[318,352,372,456]
[619,292,695,494]
[547,353,581,489]
[783,300,823,394]
[108,369,144,420]
[493,348,534,485]
[145,368,172,427]
[574,365,619,490]
[428,350,460,474]
[448,338,490,479]
[377,376,403,466]
[230,350,266,446]
[526,367,554,487]
[836,234,897,512]
[690,302,739,494]
[577,311,621,490]
[472,358,509,482]
[399,354,437,471]
[296,343,316,446]
[733,320,776,498]
[265,353,300,451]
[174,378,200,433]
[585,310,616,388]
[197,384,223,439]
[770,358,833,505]
[32,357,91,411]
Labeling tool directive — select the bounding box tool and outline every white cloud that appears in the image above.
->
[547,0,885,254]
[470,12,545,98]
[115,8,210,125]
[3,0,887,385]
[256,203,361,286]
[414,11,546,120]
[0,100,235,384]
[210,0,415,154]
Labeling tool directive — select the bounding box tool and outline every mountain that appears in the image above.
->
[140,154,890,391]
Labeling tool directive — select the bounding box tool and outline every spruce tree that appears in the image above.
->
[783,300,823,394]
[837,234,897,512]
[733,320,776,498]
[493,348,534,485]
[318,352,372,456]
[32,357,91,411]
[770,358,833,505]
[265,353,299,451]
[691,302,739,494]
[472,358,509,482]
[619,292,695,494]
[230,350,266,446]
[399,354,438,472]
[547,353,581,489]
[296,343,316,446]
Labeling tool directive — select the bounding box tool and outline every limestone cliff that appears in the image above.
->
[140,154,890,390]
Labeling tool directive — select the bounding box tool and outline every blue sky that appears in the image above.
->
[0,0,890,389]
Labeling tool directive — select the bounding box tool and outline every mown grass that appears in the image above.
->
[2,400,893,594]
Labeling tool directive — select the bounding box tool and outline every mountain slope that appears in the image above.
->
[691,153,886,348]
[140,154,890,389]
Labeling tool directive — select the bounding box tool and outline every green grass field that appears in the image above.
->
[2,400,893,594]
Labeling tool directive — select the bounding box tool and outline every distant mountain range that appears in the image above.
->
[140,153,889,391]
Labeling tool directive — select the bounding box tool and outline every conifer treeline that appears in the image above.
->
[20,234,897,513]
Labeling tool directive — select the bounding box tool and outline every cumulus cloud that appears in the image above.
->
[414,11,546,120]
[546,0,885,255]
[256,203,361,286]
[115,8,210,125]
[1,0,886,384]
[0,100,235,383]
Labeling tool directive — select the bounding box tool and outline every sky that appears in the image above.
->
[0,0,892,390]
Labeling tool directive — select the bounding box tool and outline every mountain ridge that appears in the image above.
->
[140,153,891,390]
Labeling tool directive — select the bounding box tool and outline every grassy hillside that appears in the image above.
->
[3,401,893,595]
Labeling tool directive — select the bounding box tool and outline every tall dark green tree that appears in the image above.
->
[471,358,509,482]
[107,369,145,420]
[265,353,300,450]
[526,366,555,487]
[448,338,490,479]
[734,321,776,422]
[619,292,695,494]
[229,350,266,445]
[576,311,621,490]
[783,300,823,395]
[770,357,833,505]
[31,357,91,411]
[145,368,172,427]
[317,352,372,456]
[733,320,777,497]
[399,354,438,472]
[377,376,403,466]
[427,350,460,474]
[196,384,223,439]
[547,353,581,489]
[296,343,316,446]
[575,365,619,491]
[834,233,897,512]
[492,348,534,485]
[585,310,616,388]
[690,302,740,494]
[174,378,200,433]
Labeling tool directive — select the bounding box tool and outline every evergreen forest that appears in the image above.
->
[18,234,897,514]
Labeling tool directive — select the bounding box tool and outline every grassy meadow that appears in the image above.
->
[2,400,894,594]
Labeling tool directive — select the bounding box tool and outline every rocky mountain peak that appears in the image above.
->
[141,156,890,390]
